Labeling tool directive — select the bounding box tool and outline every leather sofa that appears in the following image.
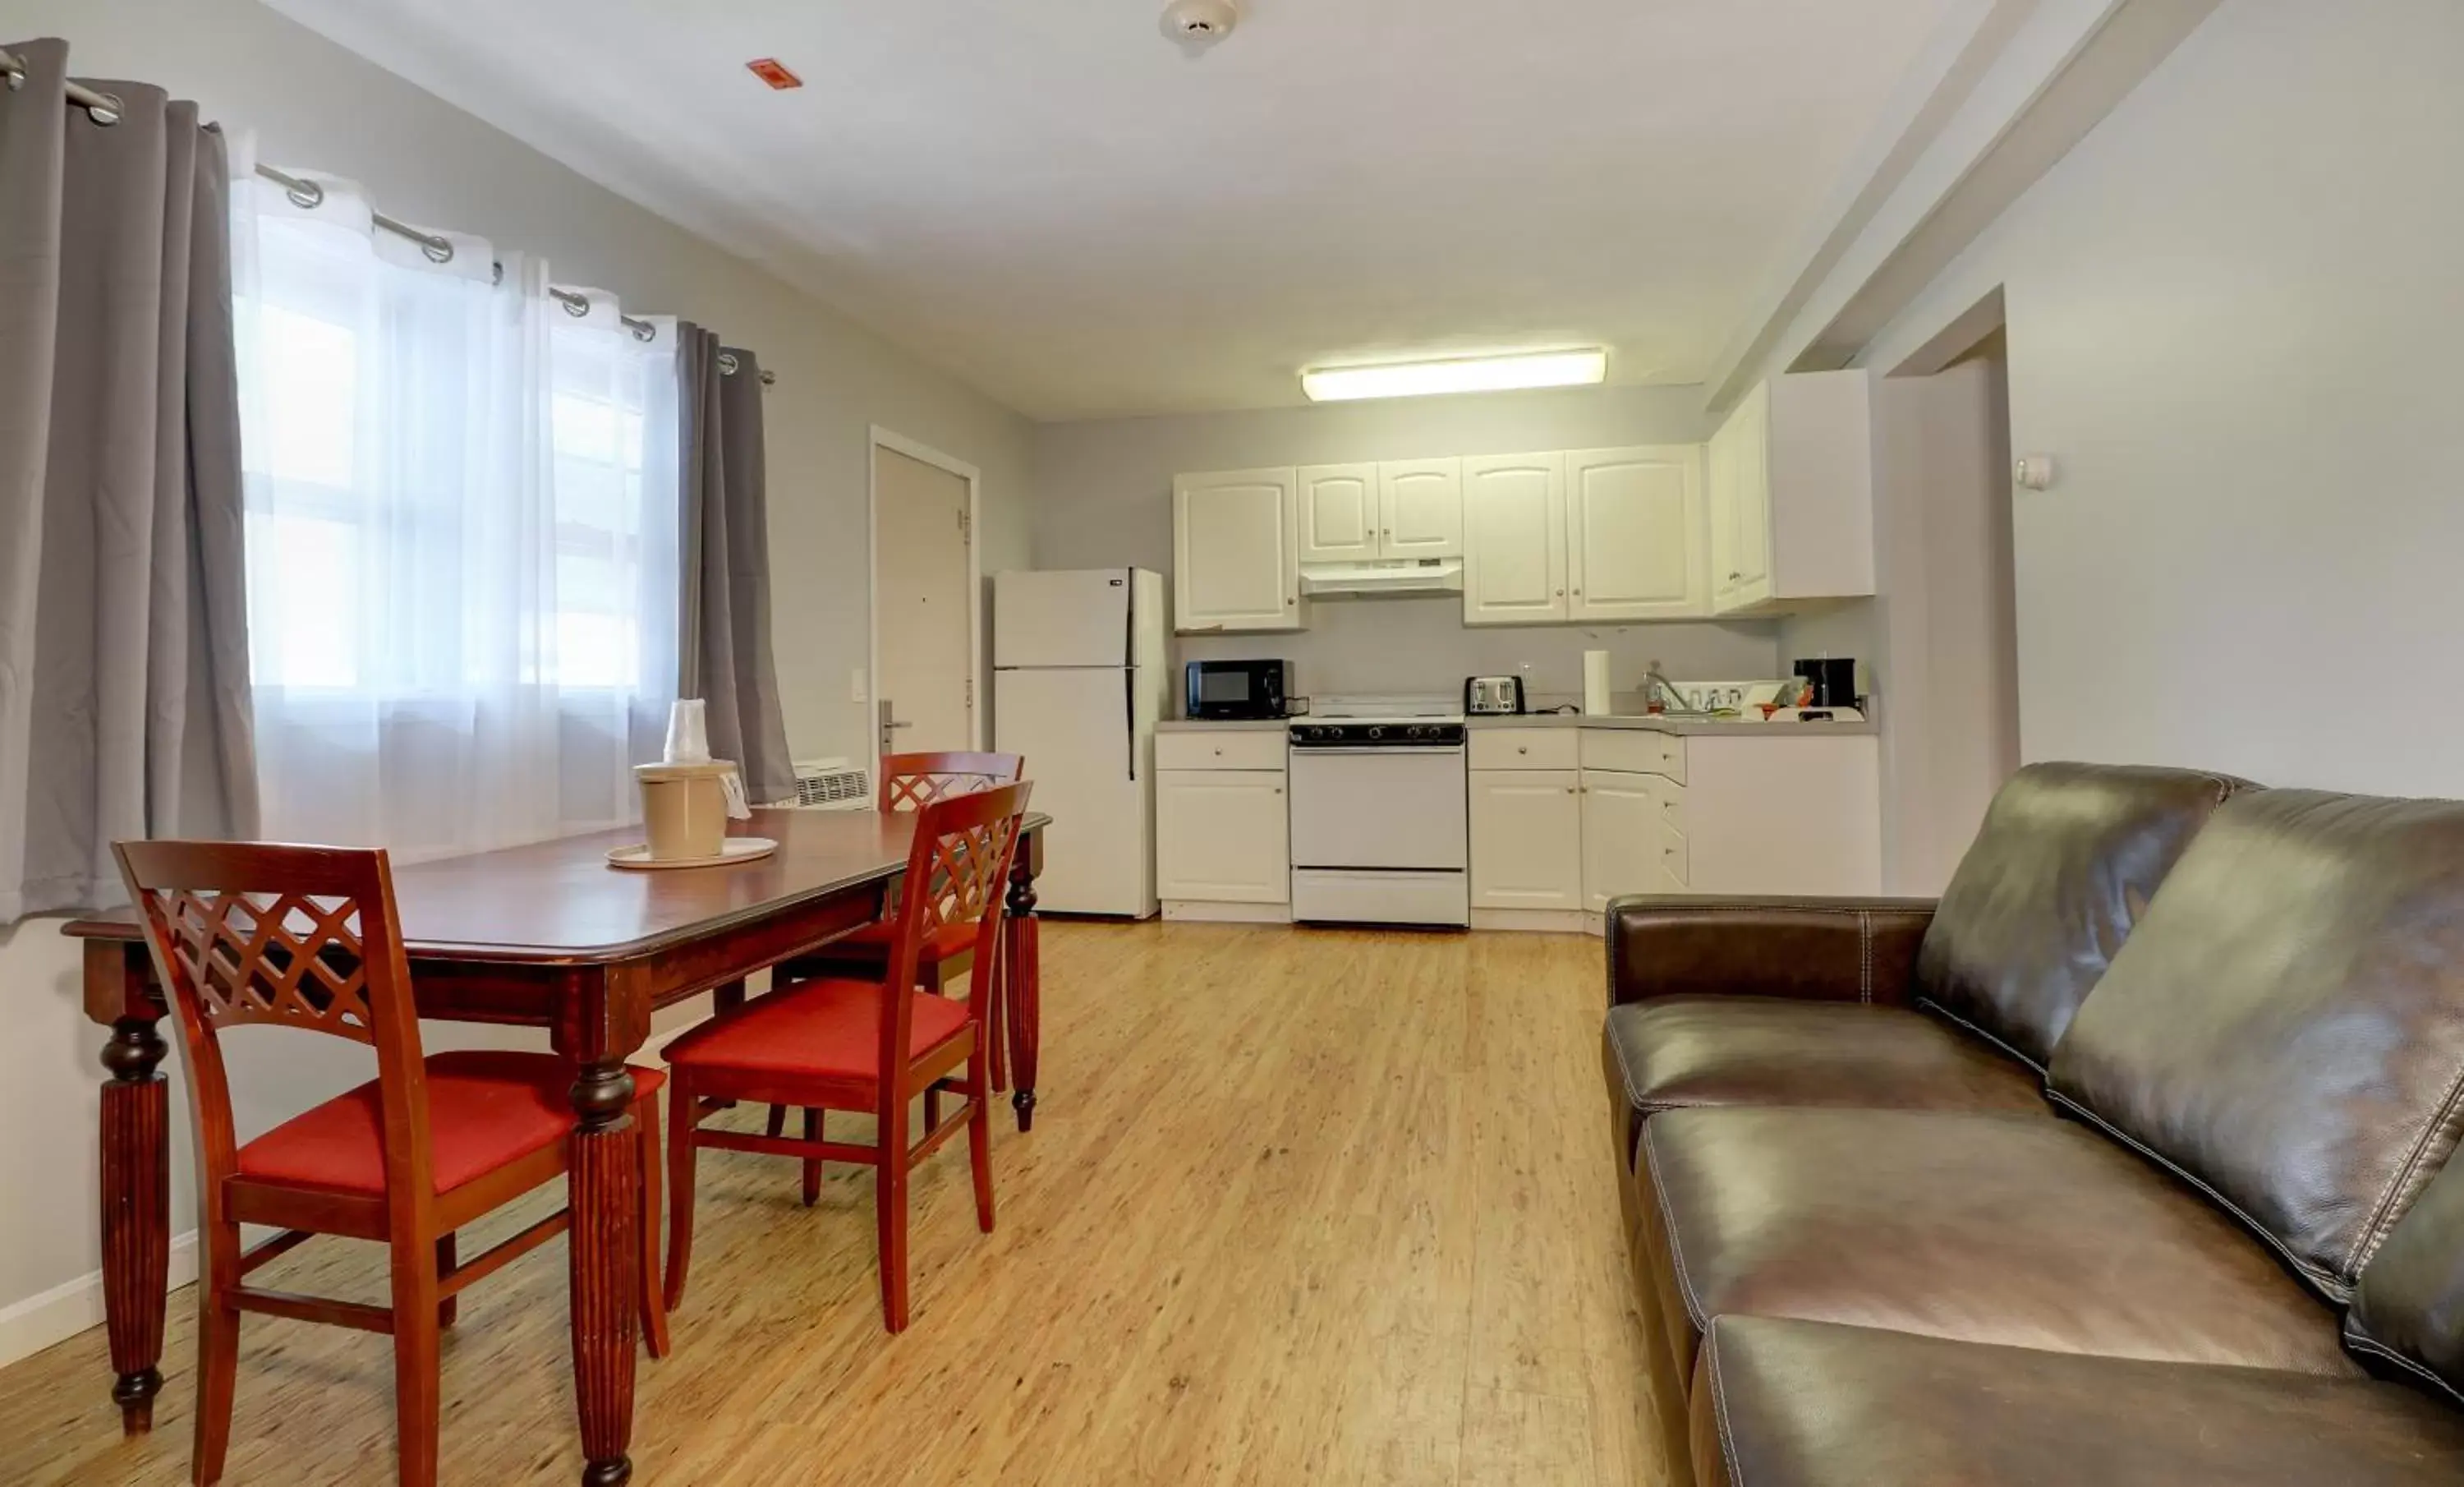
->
[1603,762,2464,1485]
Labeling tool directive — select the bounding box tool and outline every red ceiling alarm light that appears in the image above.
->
[745,58,803,90]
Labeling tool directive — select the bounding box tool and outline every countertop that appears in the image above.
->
[1464,712,1877,738]
[1156,718,1289,733]
[1158,715,1874,738]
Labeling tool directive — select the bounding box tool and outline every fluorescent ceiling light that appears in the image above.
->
[1300,348,1607,403]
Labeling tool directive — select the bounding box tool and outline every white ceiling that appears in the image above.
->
[269,0,1956,421]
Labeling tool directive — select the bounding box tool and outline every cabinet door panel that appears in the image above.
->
[1460,452,1566,626]
[1174,468,1300,632]
[1580,768,1662,913]
[1379,458,1464,559]
[1156,769,1289,902]
[1469,769,1582,910]
[1297,464,1379,564]
[1567,446,1703,620]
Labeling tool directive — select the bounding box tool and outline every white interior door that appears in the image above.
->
[874,443,975,754]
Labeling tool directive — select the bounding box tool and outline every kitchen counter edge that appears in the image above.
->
[1159,716,1873,737]
[1468,714,1876,737]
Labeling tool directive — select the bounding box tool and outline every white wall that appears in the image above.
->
[0,0,1030,1359]
[1850,0,2464,795]
[1030,384,1785,697]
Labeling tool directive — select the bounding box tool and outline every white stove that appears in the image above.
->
[1285,696,1469,928]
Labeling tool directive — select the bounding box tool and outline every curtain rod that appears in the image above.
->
[6,47,772,387]
[251,163,662,347]
[0,45,123,123]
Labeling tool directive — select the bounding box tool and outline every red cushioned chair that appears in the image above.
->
[761,751,1023,1136]
[663,779,1033,1333]
[114,840,668,1487]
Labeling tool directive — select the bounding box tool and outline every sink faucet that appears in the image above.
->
[1642,660,1689,714]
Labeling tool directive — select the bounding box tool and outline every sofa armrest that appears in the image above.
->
[1606,895,1940,1009]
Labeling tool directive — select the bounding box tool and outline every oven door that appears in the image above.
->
[1286,745,1468,871]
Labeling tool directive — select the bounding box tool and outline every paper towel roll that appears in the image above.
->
[1583,651,1611,716]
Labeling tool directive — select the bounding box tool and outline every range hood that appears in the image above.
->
[1299,558,1464,598]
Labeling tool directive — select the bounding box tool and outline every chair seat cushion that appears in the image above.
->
[797,917,978,969]
[1603,997,2045,1166]
[1695,1316,2464,1487]
[237,1051,663,1197]
[1633,1107,2356,1384]
[663,978,972,1082]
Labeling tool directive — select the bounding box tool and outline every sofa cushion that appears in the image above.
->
[1915,762,2250,1070]
[1692,1316,2464,1487]
[1632,1108,2355,1388]
[2048,790,2464,1300]
[2349,1148,2464,1406]
[1602,997,2045,1165]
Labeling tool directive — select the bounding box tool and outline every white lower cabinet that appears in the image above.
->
[1469,770,1583,911]
[1156,750,1290,919]
[1467,725,1880,932]
[1157,770,1288,904]
[1580,768,1683,911]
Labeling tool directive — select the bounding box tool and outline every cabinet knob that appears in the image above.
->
[1726,570,1742,581]
[1565,786,1576,795]
[1516,746,1529,754]
[1554,588,1565,596]
[1285,596,1296,606]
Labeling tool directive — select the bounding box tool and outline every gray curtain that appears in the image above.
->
[676,327,793,803]
[0,39,258,923]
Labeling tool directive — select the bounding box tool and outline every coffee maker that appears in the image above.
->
[1792,657,1858,709]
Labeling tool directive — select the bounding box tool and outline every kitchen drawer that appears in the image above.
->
[1469,729,1579,771]
[1649,772,1687,837]
[1580,727,1685,782]
[1657,817,1689,887]
[1156,730,1289,771]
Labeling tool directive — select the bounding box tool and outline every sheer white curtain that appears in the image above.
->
[230,155,678,859]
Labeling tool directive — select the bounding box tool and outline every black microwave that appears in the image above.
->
[1185,659,1293,720]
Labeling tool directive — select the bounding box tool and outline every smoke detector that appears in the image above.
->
[1161,0,1239,53]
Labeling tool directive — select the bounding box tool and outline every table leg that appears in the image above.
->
[99,1014,171,1434]
[1003,854,1041,1132]
[568,1060,639,1487]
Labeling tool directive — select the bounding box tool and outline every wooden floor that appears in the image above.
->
[0,923,1662,1485]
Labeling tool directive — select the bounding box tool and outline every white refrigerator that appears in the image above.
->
[993,569,1168,918]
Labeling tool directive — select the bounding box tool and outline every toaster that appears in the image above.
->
[1464,675,1525,715]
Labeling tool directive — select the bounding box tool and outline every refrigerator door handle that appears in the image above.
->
[1124,668,1137,781]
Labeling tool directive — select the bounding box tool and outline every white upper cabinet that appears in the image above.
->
[1460,452,1567,625]
[1708,371,1873,616]
[1565,446,1704,621]
[1296,464,1379,564]
[1299,459,1461,563]
[1174,467,1303,633]
[1378,458,1464,559]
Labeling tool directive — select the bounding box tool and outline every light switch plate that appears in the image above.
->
[849,668,868,703]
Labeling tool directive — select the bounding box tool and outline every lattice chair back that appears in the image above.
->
[878,752,1025,813]
[877,780,1034,1068]
[113,840,435,1201]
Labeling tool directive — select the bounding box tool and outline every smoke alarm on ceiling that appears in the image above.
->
[1161,0,1239,52]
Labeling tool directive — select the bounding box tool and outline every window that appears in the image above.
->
[232,182,679,855]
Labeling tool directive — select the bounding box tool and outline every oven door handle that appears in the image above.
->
[1287,744,1466,757]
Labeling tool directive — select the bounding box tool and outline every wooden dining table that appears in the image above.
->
[65,806,1049,1487]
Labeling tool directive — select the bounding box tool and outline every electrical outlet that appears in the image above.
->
[850,668,868,703]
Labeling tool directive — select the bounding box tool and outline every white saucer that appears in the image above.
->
[605,836,778,871]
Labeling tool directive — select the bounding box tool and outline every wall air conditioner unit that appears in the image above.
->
[790,757,872,810]
[1298,557,1464,598]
